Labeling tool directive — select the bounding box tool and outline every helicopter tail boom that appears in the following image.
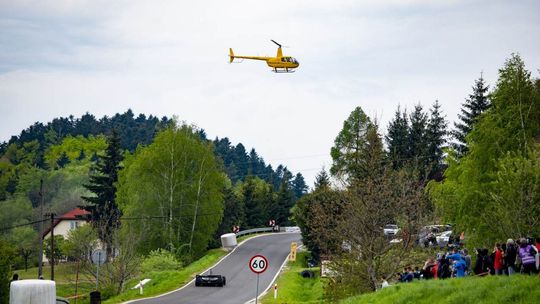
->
[229,48,234,63]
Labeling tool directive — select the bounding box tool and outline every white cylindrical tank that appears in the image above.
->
[221,233,238,248]
[10,279,56,304]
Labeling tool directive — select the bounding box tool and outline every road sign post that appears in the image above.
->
[249,255,268,304]
[289,242,297,261]
[91,249,106,291]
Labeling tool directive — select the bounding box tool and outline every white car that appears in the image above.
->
[436,230,453,245]
[384,224,399,236]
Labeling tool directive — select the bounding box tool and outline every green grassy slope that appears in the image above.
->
[103,248,227,303]
[342,275,540,304]
[260,252,324,304]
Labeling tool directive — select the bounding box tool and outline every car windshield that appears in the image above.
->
[385,225,398,229]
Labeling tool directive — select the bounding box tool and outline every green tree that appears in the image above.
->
[385,106,409,169]
[239,177,273,228]
[77,149,86,161]
[82,130,123,257]
[452,75,490,156]
[63,224,98,262]
[291,173,308,199]
[56,151,70,169]
[44,235,66,265]
[117,125,225,260]
[0,162,16,201]
[313,169,331,189]
[425,100,447,179]
[211,186,245,247]
[330,107,377,184]
[8,227,37,271]
[0,238,17,304]
[293,179,345,261]
[407,104,428,174]
[273,179,296,225]
[325,168,429,299]
[430,54,540,246]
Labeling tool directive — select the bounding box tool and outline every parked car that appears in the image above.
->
[436,230,453,247]
[417,225,452,247]
[383,224,399,236]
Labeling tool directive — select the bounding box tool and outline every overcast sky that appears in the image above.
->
[1,0,539,187]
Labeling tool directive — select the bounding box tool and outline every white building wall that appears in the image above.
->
[43,219,88,263]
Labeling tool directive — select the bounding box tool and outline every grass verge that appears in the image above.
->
[104,232,269,303]
[103,248,227,303]
[16,263,94,302]
[260,252,324,304]
[342,275,540,304]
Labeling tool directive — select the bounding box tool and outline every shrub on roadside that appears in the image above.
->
[140,249,182,274]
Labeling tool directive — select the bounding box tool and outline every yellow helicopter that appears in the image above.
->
[229,40,299,73]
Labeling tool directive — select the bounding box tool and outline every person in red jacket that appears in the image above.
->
[493,242,505,275]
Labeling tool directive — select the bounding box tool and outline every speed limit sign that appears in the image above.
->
[249,255,269,274]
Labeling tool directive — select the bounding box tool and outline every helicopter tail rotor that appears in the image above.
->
[229,48,234,63]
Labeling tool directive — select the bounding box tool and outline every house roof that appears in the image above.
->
[42,207,91,238]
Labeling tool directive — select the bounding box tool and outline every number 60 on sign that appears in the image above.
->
[249,255,268,274]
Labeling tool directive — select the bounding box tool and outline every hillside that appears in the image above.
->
[342,275,540,304]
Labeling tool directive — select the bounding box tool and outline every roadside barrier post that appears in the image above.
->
[274,283,278,299]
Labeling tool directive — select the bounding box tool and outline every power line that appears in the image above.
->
[0,218,48,233]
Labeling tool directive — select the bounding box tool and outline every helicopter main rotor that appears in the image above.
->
[270,39,282,48]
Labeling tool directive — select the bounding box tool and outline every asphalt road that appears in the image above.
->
[130,232,302,304]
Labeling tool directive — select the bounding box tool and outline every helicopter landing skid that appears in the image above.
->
[272,69,295,73]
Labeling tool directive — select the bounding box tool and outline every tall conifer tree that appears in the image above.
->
[425,100,448,179]
[385,106,409,169]
[452,75,490,156]
[408,104,428,174]
[82,130,123,256]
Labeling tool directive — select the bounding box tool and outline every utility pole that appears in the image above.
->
[38,179,44,279]
[50,212,55,281]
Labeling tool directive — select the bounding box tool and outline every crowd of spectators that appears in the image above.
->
[388,237,540,287]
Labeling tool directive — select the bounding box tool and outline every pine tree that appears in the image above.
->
[313,169,331,190]
[291,173,308,199]
[248,148,260,176]
[408,104,428,174]
[425,100,448,179]
[243,178,264,228]
[274,180,295,225]
[82,130,123,256]
[56,151,70,168]
[452,75,490,156]
[385,106,409,169]
[77,149,86,161]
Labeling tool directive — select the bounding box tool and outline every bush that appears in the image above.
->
[140,249,182,274]
[0,239,17,304]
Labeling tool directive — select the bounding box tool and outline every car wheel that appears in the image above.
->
[223,276,226,286]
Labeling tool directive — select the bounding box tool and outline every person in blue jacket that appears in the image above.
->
[447,251,467,277]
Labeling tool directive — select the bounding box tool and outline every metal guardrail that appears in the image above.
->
[235,226,300,237]
[235,227,275,237]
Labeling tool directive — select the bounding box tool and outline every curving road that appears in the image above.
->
[130,232,301,304]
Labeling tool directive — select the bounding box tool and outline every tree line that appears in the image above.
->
[0,113,307,299]
[295,53,539,300]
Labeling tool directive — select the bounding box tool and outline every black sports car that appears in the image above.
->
[195,274,226,287]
